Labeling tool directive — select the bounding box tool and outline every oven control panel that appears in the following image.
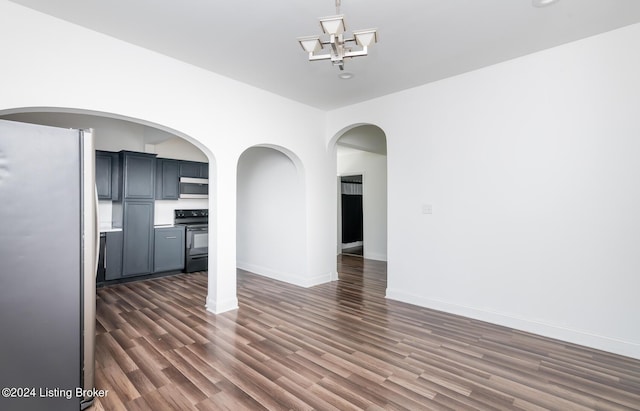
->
[175,209,208,218]
[174,209,209,226]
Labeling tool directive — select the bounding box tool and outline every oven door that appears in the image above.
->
[186,225,208,256]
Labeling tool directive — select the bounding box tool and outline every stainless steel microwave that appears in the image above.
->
[179,177,208,198]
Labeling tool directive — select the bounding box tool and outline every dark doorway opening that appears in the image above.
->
[341,175,363,256]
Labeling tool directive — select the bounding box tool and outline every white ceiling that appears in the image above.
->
[9,0,640,110]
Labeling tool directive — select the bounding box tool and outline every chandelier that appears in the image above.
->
[297,0,378,71]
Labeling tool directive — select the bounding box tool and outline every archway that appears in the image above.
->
[330,124,388,262]
[0,107,217,290]
[236,145,307,286]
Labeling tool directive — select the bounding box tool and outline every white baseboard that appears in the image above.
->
[363,251,387,261]
[205,295,238,314]
[237,261,333,288]
[386,288,640,360]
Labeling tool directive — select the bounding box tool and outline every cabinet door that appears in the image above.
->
[156,159,179,200]
[97,151,120,200]
[199,162,209,178]
[123,153,156,200]
[154,226,185,272]
[95,153,112,200]
[179,161,200,178]
[122,202,154,276]
[104,231,123,280]
[179,161,208,178]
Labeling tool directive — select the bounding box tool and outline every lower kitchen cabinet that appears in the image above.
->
[154,226,185,272]
[104,231,123,281]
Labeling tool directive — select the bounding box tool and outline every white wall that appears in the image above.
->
[0,0,335,314]
[328,23,640,359]
[154,137,208,162]
[337,125,387,155]
[5,0,637,359]
[236,147,307,285]
[0,112,148,151]
[0,112,208,161]
[155,199,209,226]
[337,149,387,261]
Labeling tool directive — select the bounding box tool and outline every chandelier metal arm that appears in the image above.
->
[306,46,368,59]
[344,47,368,58]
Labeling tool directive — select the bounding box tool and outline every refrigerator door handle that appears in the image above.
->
[95,185,100,275]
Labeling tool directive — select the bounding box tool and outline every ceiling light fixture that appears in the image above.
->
[532,0,559,7]
[297,0,378,71]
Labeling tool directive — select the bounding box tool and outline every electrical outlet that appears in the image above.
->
[422,204,433,214]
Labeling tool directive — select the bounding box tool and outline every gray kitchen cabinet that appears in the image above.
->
[95,151,120,200]
[112,151,157,279]
[104,231,123,280]
[156,158,180,200]
[154,226,185,272]
[95,153,112,200]
[122,201,154,277]
[122,151,156,200]
[179,160,208,178]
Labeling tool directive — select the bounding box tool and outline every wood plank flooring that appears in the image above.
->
[93,255,640,410]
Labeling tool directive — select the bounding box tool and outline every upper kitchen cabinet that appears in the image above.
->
[156,158,180,200]
[121,151,156,200]
[179,161,208,179]
[95,151,119,200]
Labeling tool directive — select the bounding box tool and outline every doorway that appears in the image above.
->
[334,124,387,262]
[340,174,364,256]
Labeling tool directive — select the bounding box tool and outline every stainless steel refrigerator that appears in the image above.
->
[0,119,96,411]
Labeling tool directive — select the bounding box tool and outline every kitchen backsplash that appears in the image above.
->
[98,198,209,229]
[98,201,114,230]
[154,198,209,225]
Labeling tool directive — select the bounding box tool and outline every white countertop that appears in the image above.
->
[99,223,122,232]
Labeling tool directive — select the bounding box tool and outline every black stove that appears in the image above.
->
[174,209,208,273]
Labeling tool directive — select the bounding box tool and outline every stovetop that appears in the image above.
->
[174,209,208,225]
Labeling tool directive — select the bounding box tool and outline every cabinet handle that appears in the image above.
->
[165,236,177,239]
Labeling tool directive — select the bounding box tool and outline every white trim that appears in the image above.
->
[237,261,332,288]
[205,295,238,314]
[179,193,208,199]
[385,288,640,360]
[363,251,387,261]
[180,177,208,184]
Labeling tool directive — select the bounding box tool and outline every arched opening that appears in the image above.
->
[331,124,388,262]
[0,107,215,283]
[236,145,307,285]
[0,108,213,159]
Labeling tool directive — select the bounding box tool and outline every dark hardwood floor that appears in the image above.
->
[93,256,640,410]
